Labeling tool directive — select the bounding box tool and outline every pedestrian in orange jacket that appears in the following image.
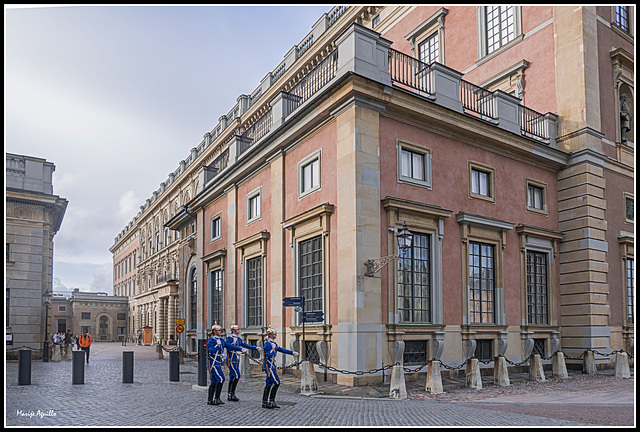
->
[78,330,92,364]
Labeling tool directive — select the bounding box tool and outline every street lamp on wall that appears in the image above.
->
[364,223,413,277]
[42,289,52,362]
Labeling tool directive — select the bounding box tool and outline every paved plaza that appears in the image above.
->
[5,343,635,427]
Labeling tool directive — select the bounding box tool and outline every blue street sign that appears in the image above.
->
[283,297,305,307]
[302,311,324,322]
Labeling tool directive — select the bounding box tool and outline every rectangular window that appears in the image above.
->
[469,241,495,324]
[475,339,493,361]
[117,313,126,320]
[403,340,428,365]
[418,32,439,64]
[372,15,380,28]
[485,6,515,54]
[471,168,490,197]
[615,6,630,32]
[626,258,635,324]
[527,251,548,324]
[527,184,544,210]
[211,269,223,326]
[247,190,261,223]
[58,305,66,312]
[247,256,263,327]
[398,143,431,188]
[299,236,323,313]
[211,216,221,241]
[301,158,320,194]
[398,233,431,323]
[304,341,320,362]
[81,312,91,320]
[625,196,634,222]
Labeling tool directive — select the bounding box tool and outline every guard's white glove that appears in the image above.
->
[256,346,262,352]
[293,351,299,356]
[241,348,248,354]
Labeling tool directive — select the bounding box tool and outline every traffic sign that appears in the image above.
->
[176,324,184,333]
[175,318,185,325]
[302,311,324,323]
[283,297,305,307]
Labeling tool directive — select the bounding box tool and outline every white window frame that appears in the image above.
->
[525,178,548,215]
[210,213,222,242]
[246,187,262,224]
[477,6,522,61]
[397,140,432,189]
[468,161,495,203]
[298,149,322,199]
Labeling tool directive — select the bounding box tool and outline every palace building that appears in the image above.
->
[111,6,634,385]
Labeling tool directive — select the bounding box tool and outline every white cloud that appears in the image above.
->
[118,190,140,224]
[89,262,114,294]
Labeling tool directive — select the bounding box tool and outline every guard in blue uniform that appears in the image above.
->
[262,326,298,409]
[225,323,261,401]
[207,322,242,406]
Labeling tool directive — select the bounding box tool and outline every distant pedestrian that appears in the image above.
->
[262,326,298,409]
[137,331,142,346]
[78,330,92,364]
[225,323,261,401]
[207,323,242,406]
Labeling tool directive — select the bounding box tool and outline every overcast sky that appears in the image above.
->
[5,4,331,294]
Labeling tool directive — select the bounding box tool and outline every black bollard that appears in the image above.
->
[18,349,32,385]
[169,350,180,382]
[198,339,207,387]
[72,350,85,384]
[123,351,134,383]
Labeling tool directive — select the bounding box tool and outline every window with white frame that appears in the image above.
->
[246,188,261,223]
[398,141,432,188]
[469,241,495,324]
[418,32,439,64]
[477,6,522,59]
[485,6,516,54]
[210,215,221,242]
[526,179,547,214]
[298,150,321,197]
[469,161,495,201]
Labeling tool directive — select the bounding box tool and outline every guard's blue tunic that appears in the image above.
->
[207,335,241,385]
[225,334,257,381]
[263,339,294,387]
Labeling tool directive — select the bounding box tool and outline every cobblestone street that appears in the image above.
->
[5,343,635,427]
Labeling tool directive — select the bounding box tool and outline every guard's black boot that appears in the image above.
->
[207,384,216,405]
[269,383,280,408]
[227,380,233,401]
[262,386,272,408]
[214,382,224,405]
[229,379,240,401]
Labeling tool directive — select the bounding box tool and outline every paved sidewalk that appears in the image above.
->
[4,343,634,427]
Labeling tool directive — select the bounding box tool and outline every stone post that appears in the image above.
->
[239,352,251,381]
[389,364,407,399]
[335,22,392,87]
[300,360,318,395]
[425,360,444,394]
[583,350,597,374]
[529,354,546,381]
[65,345,73,360]
[465,358,482,389]
[614,352,631,378]
[493,356,510,386]
[552,351,569,379]
[157,342,164,359]
[51,345,61,362]
[430,63,464,113]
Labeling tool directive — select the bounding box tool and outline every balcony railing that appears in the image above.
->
[388,48,434,96]
[237,108,273,158]
[519,105,549,141]
[287,49,339,115]
[460,79,497,120]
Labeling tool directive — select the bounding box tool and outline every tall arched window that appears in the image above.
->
[190,267,197,330]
